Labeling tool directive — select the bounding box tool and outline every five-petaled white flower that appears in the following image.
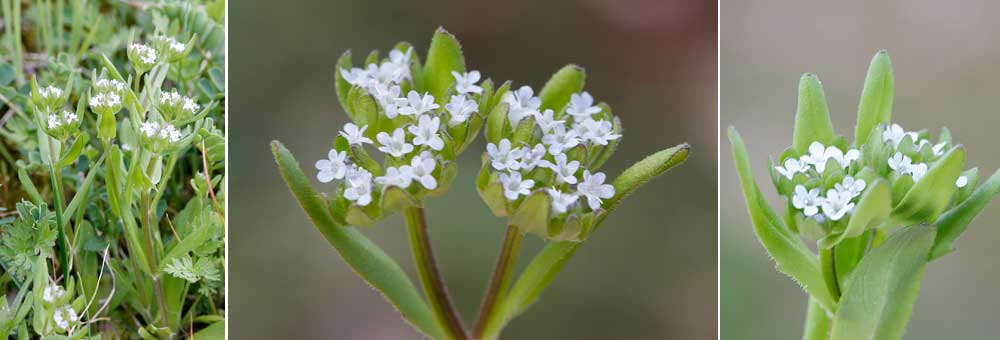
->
[452,70,483,94]
[888,152,928,181]
[519,144,548,171]
[340,123,373,145]
[576,170,614,210]
[344,167,374,206]
[375,166,414,189]
[803,142,854,173]
[883,123,919,147]
[398,91,439,116]
[573,118,620,146]
[835,176,867,198]
[409,151,438,189]
[546,188,579,214]
[408,115,445,150]
[499,171,534,200]
[792,185,822,217]
[542,125,581,155]
[316,149,350,183]
[341,67,372,87]
[445,95,477,126]
[775,158,806,180]
[376,128,414,157]
[566,92,602,119]
[487,139,524,171]
[532,109,564,133]
[821,189,855,221]
[541,153,580,184]
[502,86,541,126]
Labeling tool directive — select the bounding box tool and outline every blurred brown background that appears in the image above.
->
[722,0,1000,338]
[231,0,717,339]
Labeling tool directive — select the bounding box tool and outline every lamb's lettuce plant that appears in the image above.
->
[272,28,689,340]
[729,51,1000,340]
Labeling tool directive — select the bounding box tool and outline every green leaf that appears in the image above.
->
[539,64,585,115]
[820,179,890,248]
[603,143,690,218]
[193,321,225,340]
[381,186,419,214]
[803,298,832,340]
[830,224,935,340]
[422,27,465,100]
[793,73,836,154]
[930,169,1000,260]
[485,103,509,144]
[854,51,894,145]
[334,50,354,116]
[271,141,445,339]
[729,127,836,311]
[892,146,965,225]
[56,134,89,168]
[510,190,550,238]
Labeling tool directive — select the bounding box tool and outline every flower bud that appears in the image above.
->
[128,43,158,74]
[152,34,195,63]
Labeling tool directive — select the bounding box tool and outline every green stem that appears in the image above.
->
[403,207,467,340]
[140,192,170,328]
[802,297,831,340]
[820,246,841,302]
[472,225,523,339]
[871,228,887,249]
[48,163,70,279]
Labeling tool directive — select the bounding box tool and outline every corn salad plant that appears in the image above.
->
[729,51,1000,340]
[0,1,225,338]
[272,28,689,340]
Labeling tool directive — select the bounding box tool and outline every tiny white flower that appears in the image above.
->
[532,109,565,133]
[502,86,541,126]
[932,142,948,156]
[409,151,438,189]
[452,70,483,95]
[376,128,414,157]
[182,97,200,113]
[546,187,579,214]
[839,149,860,168]
[888,152,912,172]
[541,125,580,155]
[445,95,477,126]
[792,185,823,217]
[577,170,614,210]
[565,91,602,119]
[486,139,524,171]
[53,306,78,330]
[835,176,867,198]
[775,158,806,180]
[316,149,349,183]
[540,153,580,185]
[340,123,374,145]
[883,123,907,147]
[956,175,969,188]
[398,91,439,116]
[43,284,65,303]
[408,115,445,150]
[48,116,61,129]
[375,166,413,189]
[387,48,413,80]
[499,171,534,200]
[38,85,63,99]
[821,189,855,221]
[129,43,157,64]
[909,163,928,182]
[344,167,373,206]
[141,122,160,137]
[804,142,849,173]
[341,67,372,87]
[519,144,548,171]
[573,118,620,146]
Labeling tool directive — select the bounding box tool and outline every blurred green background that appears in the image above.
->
[722,0,1000,339]
[231,0,717,339]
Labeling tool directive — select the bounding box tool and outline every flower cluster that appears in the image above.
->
[46,110,79,134]
[158,90,201,122]
[40,283,78,332]
[32,84,68,114]
[776,141,864,222]
[151,34,191,62]
[139,120,184,152]
[127,43,158,72]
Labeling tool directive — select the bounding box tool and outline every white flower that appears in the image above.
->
[452,70,482,94]
[835,176,867,198]
[38,85,62,99]
[565,92,602,119]
[316,150,349,183]
[398,91,439,116]
[956,175,969,188]
[53,306,78,330]
[888,152,912,172]
[48,116,60,129]
[838,149,860,168]
[541,153,580,184]
[375,166,414,189]
[376,128,414,157]
[909,163,928,182]
[182,97,200,113]
[541,125,581,155]
[502,86,541,126]
[42,284,65,303]
[409,151,438,189]
[821,189,855,221]
[803,142,852,173]
[573,118,620,146]
[89,92,121,111]
[341,67,372,87]
[129,43,157,64]
[487,139,524,171]
[161,123,183,143]
[577,170,614,210]
[340,123,373,145]
[373,62,407,85]
[344,167,373,206]
[532,109,564,133]
[932,142,948,156]
[775,158,806,180]
[499,171,534,200]
[792,185,823,217]
[445,95,477,126]
[386,48,412,81]
[546,187,579,214]
[519,144,548,171]
[408,115,445,150]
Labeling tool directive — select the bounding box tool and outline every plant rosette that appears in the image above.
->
[729,51,1000,340]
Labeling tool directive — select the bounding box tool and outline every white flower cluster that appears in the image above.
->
[776,141,864,222]
[46,110,78,129]
[140,121,183,143]
[159,91,201,117]
[129,43,157,65]
[52,305,78,330]
[882,124,966,187]
[88,91,121,112]
[340,49,412,94]
[154,35,186,54]
[487,89,619,214]
[95,78,127,93]
[42,284,65,303]
[38,85,63,99]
